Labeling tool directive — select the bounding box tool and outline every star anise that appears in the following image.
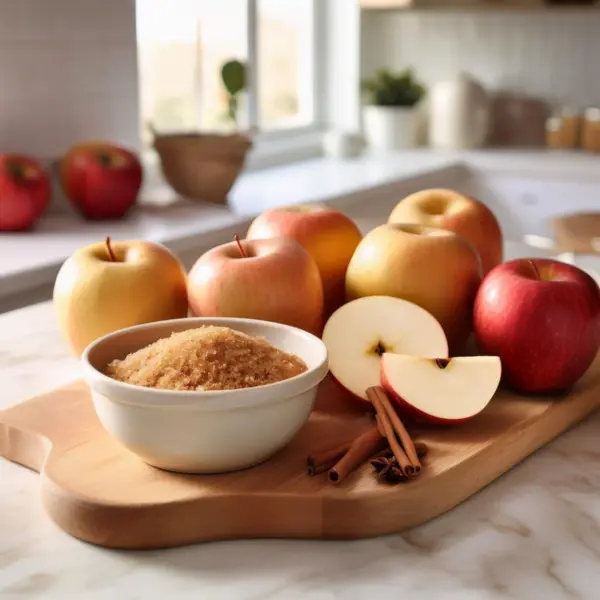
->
[370,456,408,484]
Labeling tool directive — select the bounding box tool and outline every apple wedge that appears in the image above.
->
[322,296,449,405]
[381,354,502,424]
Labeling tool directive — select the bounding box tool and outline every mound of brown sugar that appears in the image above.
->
[104,326,308,391]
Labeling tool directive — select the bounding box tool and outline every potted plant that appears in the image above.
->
[152,59,253,205]
[361,68,426,151]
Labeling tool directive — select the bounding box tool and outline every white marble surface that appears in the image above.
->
[3,295,600,599]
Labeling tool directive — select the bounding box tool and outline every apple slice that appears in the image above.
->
[381,353,502,424]
[322,296,449,404]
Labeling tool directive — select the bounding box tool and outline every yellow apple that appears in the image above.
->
[388,188,503,275]
[345,224,482,352]
[246,203,362,316]
[187,236,324,335]
[53,237,189,356]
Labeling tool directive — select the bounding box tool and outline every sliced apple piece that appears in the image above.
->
[381,353,502,424]
[322,296,449,404]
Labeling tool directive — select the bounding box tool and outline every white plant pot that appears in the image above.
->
[362,105,418,151]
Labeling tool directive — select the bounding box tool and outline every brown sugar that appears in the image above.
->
[104,326,308,391]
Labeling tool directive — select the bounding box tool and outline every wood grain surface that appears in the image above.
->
[1,355,600,550]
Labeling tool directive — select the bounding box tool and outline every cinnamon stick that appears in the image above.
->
[307,443,348,476]
[374,387,422,474]
[328,427,385,484]
[372,441,429,461]
[367,386,417,477]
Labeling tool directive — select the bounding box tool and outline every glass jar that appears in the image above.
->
[545,107,581,150]
[581,107,600,153]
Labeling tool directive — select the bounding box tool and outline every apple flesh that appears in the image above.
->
[321,295,449,407]
[381,354,502,425]
[388,188,503,275]
[0,153,51,231]
[60,141,143,220]
[474,258,600,394]
[246,203,362,316]
[187,236,324,335]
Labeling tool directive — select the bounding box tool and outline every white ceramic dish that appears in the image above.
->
[81,317,329,474]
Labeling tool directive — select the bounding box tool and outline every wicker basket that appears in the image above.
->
[152,131,252,204]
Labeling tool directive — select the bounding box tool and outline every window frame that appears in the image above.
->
[245,0,327,147]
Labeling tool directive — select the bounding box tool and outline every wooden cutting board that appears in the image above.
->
[2,356,600,550]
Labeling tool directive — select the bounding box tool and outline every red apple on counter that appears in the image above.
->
[381,354,502,425]
[60,141,143,220]
[246,203,363,315]
[474,258,600,394]
[0,153,51,231]
[187,236,324,335]
[321,295,449,408]
[388,189,503,275]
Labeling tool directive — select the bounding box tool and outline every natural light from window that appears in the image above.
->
[136,0,317,148]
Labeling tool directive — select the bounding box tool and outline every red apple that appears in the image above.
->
[0,153,51,231]
[381,354,501,425]
[60,141,142,220]
[187,236,324,335]
[246,204,363,316]
[474,258,600,394]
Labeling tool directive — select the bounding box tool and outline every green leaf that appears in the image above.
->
[221,59,246,97]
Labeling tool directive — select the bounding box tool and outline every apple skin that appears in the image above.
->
[60,141,143,220]
[187,237,324,335]
[53,239,189,356]
[474,258,600,394]
[246,204,362,316]
[345,223,482,353]
[0,153,51,231]
[388,188,503,275]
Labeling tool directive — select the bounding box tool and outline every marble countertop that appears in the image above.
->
[3,300,600,599]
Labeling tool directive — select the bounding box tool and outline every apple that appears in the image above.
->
[388,188,503,275]
[53,237,188,356]
[474,258,600,394]
[321,295,449,407]
[381,354,502,425]
[60,141,143,220]
[246,203,362,315]
[0,153,51,231]
[345,223,482,353]
[187,236,324,335]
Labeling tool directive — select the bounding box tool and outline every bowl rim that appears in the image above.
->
[81,316,329,409]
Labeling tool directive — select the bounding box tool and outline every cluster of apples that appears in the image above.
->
[54,186,599,414]
[0,142,142,232]
[323,188,600,419]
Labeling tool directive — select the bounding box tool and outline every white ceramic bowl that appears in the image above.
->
[81,317,329,474]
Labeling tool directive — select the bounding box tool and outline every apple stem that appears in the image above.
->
[105,236,117,262]
[234,234,247,258]
[529,260,541,280]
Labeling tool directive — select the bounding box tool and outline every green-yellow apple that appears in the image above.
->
[345,223,483,352]
[53,237,189,356]
[187,236,324,335]
[388,188,503,275]
[474,258,600,394]
[246,203,362,315]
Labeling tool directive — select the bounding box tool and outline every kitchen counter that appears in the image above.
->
[1,148,599,315]
[3,300,600,599]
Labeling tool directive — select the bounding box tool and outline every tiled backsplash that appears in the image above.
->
[361,9,600,112]
[0,0,139,158]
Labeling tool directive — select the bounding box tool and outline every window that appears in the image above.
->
[136,0,323,153]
